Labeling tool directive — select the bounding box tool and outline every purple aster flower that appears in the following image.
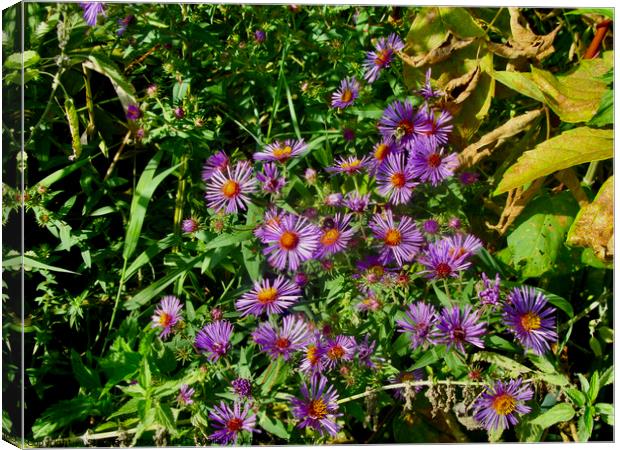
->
[290,376,342,437]
[254,139,307,163]
[478,273,501,306]
[126,104,141,120]
[357,334,378,368]
[356,291,382,312]
[117,15,134,36]
[195,320,234,362]
[254,207,285,243]
[417,106,453,148]
[151,295,183,339]
[331,77,360,109]
[208,401,257,445]
[418,68,442,100]
[174,106,185,119]
[202,151,230,181]
[376,153,418,205]
[299,334,327,376]
[367,138,401,174]
[315,213,355,258]
[343,191,370,213]
[436,306,486,353]
[324,193,343,207]
[205,160,257,214]
[177,384,195,405]
[410,142,459,186]
[503,287,557,355]
[369,210,424,265]
[378,99,428,150]
[260,214,321,271]
[448,217,462,230]
[422,219,440,234]
[231,378,252,398]
[418,239,472,279]
[254,29,266,43]
[252,315,310,360]
[256,162,286,194]
[363,33,405,83]
[396,302,439,350]
[326,155,369,175]
[443,233,483,260]
[294,272,309,287]
[389,369,425,400]
[323,335,356,370]
[473,379,533,431]
[80,2,105,27]
[304,168,317,184]
[459,171,480,185]
[181,218,199,233]
[342,127,356,142]
[235,276,301,317]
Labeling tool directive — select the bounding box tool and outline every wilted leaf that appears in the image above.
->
[588,89,613,127]
[496,127,613,195]
[491,70,546,103]
[567,176,613,262]
[399,34,475,68]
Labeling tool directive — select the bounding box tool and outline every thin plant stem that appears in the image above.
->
[101,258,128,355]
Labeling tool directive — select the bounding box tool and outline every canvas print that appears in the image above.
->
[1,2,614,446]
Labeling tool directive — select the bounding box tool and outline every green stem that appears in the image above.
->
[173,152,190,239]
[583,161,599,186]
[102,258,128,354]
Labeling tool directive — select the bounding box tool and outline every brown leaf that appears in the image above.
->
[554,168,590,208]
[458,109,543,168]
[399,34,475,68]
[486,178,545,235]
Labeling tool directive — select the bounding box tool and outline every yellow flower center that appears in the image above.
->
[321,229,340,246]
[306,345,320,364]
[307,399,328,420]
[370,265,384,277]
[158,312,172,327]
[257,287,278,304]
[520,312,541,331]
[384,229,401,246]
[341,89,354,103]
[374,143,389,161]
[374,49,391,66]
[327,345,345,360]
[279,231,299,250]
[401,372,415,382]
[341,159,361,171]
[391,172,406,188]
[397,119,414,136]
[221,179,240,198]
[273,145,293,160]
[491,393,517,416]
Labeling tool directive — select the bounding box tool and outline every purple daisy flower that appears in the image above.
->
[205,160,257,214]
[252,315,310,360]
[126,104,141,120]
[418,68,442,100]
[256,162,286,194]
[315,213,355,258]
[389,369,425,400]
[323,335,356,370]
[261,214,321,271]
[436,306,486,353]
[202,151,230,181]
[80,2,105,27]
[324,193,344,207]
[181,218,199,233]
[443,233,483,260]
[254,29,266,43]
[417,106,453,148]
[326,155,369,175]
[343,191,371,213]
[367,138,401,174]
[378,99,428,150]
[254,207,285,243]
[331,77,360,109]
[418,239,472,279]
[231,378,252,398]
[195,320,234,362]
[290,376,342,437]
[299,334,327,376]
[177,384,195,405]
[396,302,439,350]
[369,210,424,266]
[473,379,533,431]
[410,142,459,186]
[151,295,183,339]
[376,153,418,205]
[254,139,307,163]
[357,334,378,368]
[208,401,257,445]
[363,33,405,83]
[236,276,301,317]
[422,219,440,234]
[503,287,557,355]
[478,273,501,307]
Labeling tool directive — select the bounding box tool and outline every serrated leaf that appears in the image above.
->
[594,403,613,426]
[587,371,600,403]
[530,403,575,428]
[70,350,100,390]
[564,388,586,408]
[598,365,613,387]
[4,50,40,69]
[496,127,613,195]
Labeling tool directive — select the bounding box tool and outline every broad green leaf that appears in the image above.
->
[109,398,143,419]
[534,372,570,387]
[564,388,586,408]
[260,357,285,396]
[82,53,137,110]
[594,403,614,426]
[506,192,579,278]
[515,417,544,442]
[496,127,613,195]
[32,396,111,440]
[64,98,81,159]
[530,403,575,428]
[411,347,441,370]
[587,371,600,403]
[172,78,191,103]
[588,89,613,127]
[3,50,40,69]
[196,230,253,250]
[491,70,545,103]
[577,406,594,441]
[472,351,532,375]
[258,412,290,440]
[564,8,613,20]
[70,350,100,391]
[567,176,613,263]
[536,289,573,317]
[3,255,80,275]
[154,403,177,435]
[599,365,614,387]
[527,353,555,373]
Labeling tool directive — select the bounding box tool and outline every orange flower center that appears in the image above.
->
[435,262,452,278]
[391,172,406,188]
[374,143,389,161]
[306,345,320,364]
[307,399,328,420]
[321,229,340,246]
[520,312,541,331]
[491,393,517,416]
[341,89,354,103]
[273,145,293,160]
[221,179,240,198]
[158,312,172,327]
[384,229,401,246]
[279,231,299,250]
[226,417,244,432]
[257,287,278,304]
[397,119,414,136]
[327,345,345,360]
[275,337,291,350]
[427,153,442,168]
[374,49,391,66]
[401,372,415,382]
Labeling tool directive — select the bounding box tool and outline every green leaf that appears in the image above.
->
[530,403,575,428]
[577,406,594,441]
[491,70,545,103]
[3,50,40,69]
[594,403,614,426]
[3,255,80,275]
[588,89,613,127]
[515,416,544,442]
[172,78,191,103]
[506,192,579,278]
[32,396,111,439]
[258,412,290,440]
[577,373,590,394]
[70,350,100,390]
[82,53,137,110]
[564,8,613,20]
[196,230,254,250]
[154,403,177,435]
[536,289,574,317]
[598,365,614,387]
[527,354,555,373]
[260,357,285,396]
[124,234,181,281]
[534,372,570,387]
[35,156,94,188]
[587,371,600,403]
[472,351,532,375]
[109,398,143,419]
[564,388,586,408]
[411,347,441,370]
[496,127,613,195]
